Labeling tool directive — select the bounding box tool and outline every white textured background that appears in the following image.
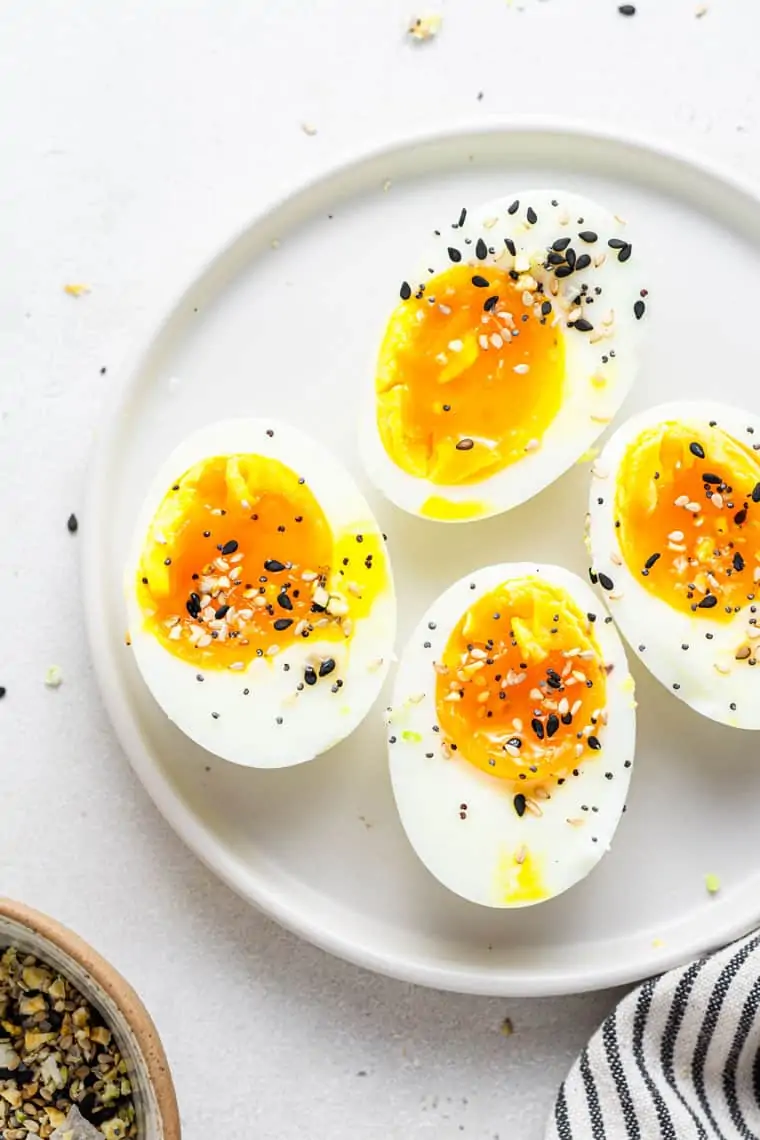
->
[1,1,757,1136]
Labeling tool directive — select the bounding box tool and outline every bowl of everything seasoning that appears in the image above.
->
[0,899,180,1140]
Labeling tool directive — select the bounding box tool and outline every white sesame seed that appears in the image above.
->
[214,558,230,572]
[571,700,583,716]
[479,334,489,350]
[197,634,212,648]
[668,530,685,542]
[490,333,503,348]
[513,363,530,374]
[169,625,182,640]
[714,662,730,675]
[686,502,701,513]
[675,495,690,507]
[514,845,527,865]
[512,718,523,732]
[439,304,452,315]
[711,493,724,508]
[448,339,463,352]
[525,799,543,818]
[229,662,245,671]
[477,691,490,703]
[610,551,622,566]
[524,438,540,452]
[558,698,569,715]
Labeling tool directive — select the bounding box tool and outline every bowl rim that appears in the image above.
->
[0,897,181,1140]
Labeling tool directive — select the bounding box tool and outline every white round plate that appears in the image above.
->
[85,122,760,996]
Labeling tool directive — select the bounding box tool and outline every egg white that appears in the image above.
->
[589,400,760,729]
[387,563,636,908]
[362,189,647,522]
[125,419,397,768]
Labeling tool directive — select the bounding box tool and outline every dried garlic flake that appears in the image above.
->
[408,14,442,41]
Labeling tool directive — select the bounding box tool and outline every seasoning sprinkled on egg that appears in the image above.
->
[387,562,635,908]
[126,419,396,768]
[363,189,647,523]
[589,401,760,728]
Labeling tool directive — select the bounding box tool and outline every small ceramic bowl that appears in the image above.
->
[0,898,181,1139]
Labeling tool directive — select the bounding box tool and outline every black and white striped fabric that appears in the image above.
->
[547,930,760,1139]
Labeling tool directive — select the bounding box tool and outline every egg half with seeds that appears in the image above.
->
[589,401,760,729]
[387,563,636,908]
[125,419,396,767]
[362,190,647,522]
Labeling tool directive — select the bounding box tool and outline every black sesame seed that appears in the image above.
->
[475,237,488,260]
[547,252,565,266]
[456,438,475,451]
[304,665,317,686]
[471,275,489,288]
[689,442,705,459]
[589,568,599,585]
[735,509,748,525]
[633,299,646,320]
[541,301,552,316]
[555,264,574,278]
[67,513,78,534]
[507,737,522,750]
[698,594,718,609]
[552,237,571,252]
[447,247,462,263]
[546,714,560,738]
[211,711,220,719]
[318,658,336,678]
[502,238,516,259]
[277,592,293,610]
[575,254,592,271]
[264,559,286,572]
[578,231,598,243]
[644,553,661,571]
[733,552,745,572]
[752,482,760,503]
[598,572,615,591]
[702,473,721,484]
[618,3,636,13]
[531,718,545,740]
[400,281,412,300]
[588,735,602,750]
[508,200,519,215]
[527,206,538,224]
[618,243,632,262]
[565,247,576,269]
[574,318,593,332]
[484,295,499,312]
[214,604,230,619]
[608,238,627,249]
[513,794,526,818]
[273,618,293,631]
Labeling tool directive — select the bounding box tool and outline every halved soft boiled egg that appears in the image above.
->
[387,564,636,908]
[125,419,396,767]
[361,190,647,522]
[589,401,760,729]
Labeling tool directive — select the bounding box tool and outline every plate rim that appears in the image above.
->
[83,117,760,997]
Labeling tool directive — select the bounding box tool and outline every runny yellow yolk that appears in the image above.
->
[376,265,565,485]
[135,454,387,667]
[615,423,760,621]
[435,579,607,786]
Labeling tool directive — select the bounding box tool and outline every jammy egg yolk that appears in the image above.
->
[615,423,760,620]
[376,265,565,484]
[435,579,607,785]
[135,454,387,667]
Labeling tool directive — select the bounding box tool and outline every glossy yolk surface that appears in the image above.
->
[435,579,607,785]
[615,422,760,620]
[136,454,387,667]
[376,265,565,485]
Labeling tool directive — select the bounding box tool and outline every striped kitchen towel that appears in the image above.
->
[547,929,760,1139]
